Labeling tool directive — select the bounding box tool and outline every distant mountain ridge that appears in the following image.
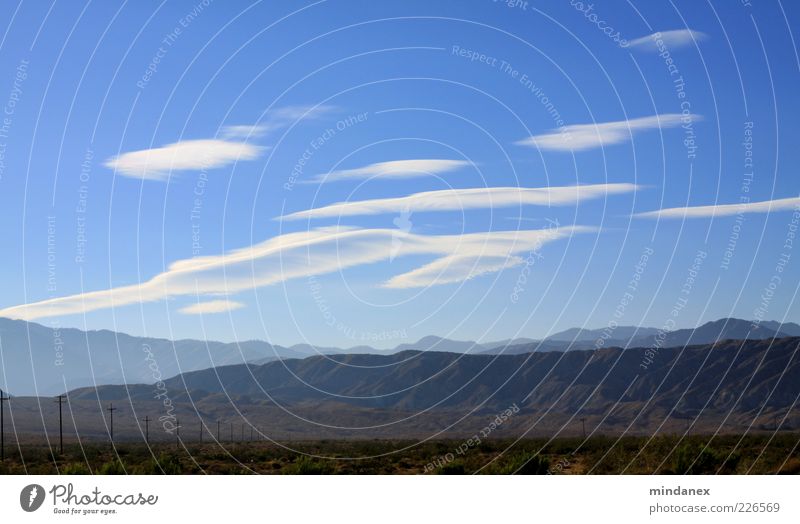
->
[67,338,800,420]
[544,325,661,342]
[480,318,799,355]
[0,316,797,395]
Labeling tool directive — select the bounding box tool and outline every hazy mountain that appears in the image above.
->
[480,337,538,348]
[479,318,792,356]
[392,335,487,354]
[479,339,585,355]
[545,326,660,343]
[1,317,796,396]
[542,319,790,348]
[629,318,790,348]
[0,318,309,396]
[755,320,800,336]
[69,338,800,419]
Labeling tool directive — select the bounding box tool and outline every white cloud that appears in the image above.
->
[516,114,697,152]
[383,254,523,289]
[220,125,271,140]
[106,105,335,180]
[636,196,800,219]
[628,29,708,51]
[264,104,337,123]
[280,183,637,221]
[221,104,336,139]
[0,225,593,320]
[179,299,245,315]
[104,139,264,181]
[312,159,471,183]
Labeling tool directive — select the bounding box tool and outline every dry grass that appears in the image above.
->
[1,433,798,475]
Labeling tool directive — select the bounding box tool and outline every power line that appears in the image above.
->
[54,395,65,454]
[106,403,117,442]
[0,390,9,461]
[142,416,150,444]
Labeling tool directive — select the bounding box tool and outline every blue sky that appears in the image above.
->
[0,0,798,347]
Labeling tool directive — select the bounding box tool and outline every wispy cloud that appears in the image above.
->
[221,104,336,139]
[106,105,335,180]
[636,196,800,219]
[220,125,270,140]
[311,159,471,183]
[279,183,637,221]
[104,139,264,181]
[179,299,245,315]
[384,226,593,288]
[0,225,592,320]
[516,114,696,152]
[383,254,520,289]
[628,29,708,51]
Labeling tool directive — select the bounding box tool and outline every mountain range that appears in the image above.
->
[49,336,800,440]
[0,316,798,396]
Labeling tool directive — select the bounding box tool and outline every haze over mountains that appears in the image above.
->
[0,316,798,396]
[9,336,799,440]
[74,337,800,413]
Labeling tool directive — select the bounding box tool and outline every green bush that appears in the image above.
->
[284,455,334,474]
[155,453,184,474]
[438,461,466,475]
[496,452,550,475]
[60,462,91,475]
[97,460,126,475]
[671,445,740,474]
[130,453,184,474]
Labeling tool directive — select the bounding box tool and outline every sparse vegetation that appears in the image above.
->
[493,452,550,474]
[284,455,335,474]
[0,433,796,474]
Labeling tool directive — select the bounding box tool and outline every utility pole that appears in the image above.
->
[107,403,117,442]
[580,417,586,439]
[230,422,233,443]
[55,395,65,454]
[241,423,244,442]
[199,421,203,443]
[142,416,150,444]
[250,426,253,442]
[176,417,180,448]
[0,390,9,461]
[217,420,220,441]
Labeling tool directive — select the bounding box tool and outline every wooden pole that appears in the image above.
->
[107,403,117,442]
[55,395,65,454]
[0,390,9,461]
